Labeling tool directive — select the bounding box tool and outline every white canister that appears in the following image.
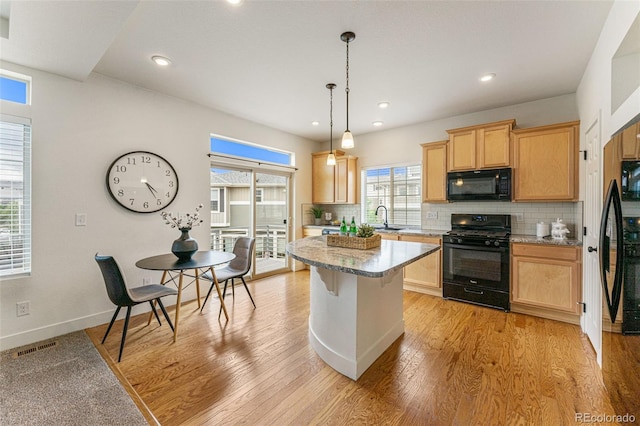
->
[536,222,550,238]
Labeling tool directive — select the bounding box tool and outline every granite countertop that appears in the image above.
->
[303,226,582,246]
[303,225,446,238]
[510,234,583,247]
[286,236,440,278]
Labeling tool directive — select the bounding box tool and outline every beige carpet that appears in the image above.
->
[0,331,147,426]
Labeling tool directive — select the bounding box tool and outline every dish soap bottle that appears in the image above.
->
[340,216,347,236]
[349,216,357,237]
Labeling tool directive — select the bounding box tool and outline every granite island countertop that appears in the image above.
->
[286,236,439,278]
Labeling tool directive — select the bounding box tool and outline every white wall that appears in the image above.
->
[0,63,319,350]
[322,93,579,171]
[577,0,640,140]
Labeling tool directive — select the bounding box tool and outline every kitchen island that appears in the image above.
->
[286,235,439,380]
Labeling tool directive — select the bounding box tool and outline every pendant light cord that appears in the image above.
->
[330,85,334,151]
[345,40,350,132]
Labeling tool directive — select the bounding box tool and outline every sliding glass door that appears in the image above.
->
[210,165,290,278]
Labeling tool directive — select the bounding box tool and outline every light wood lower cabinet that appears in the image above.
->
[400,235,442,296]
[303,228,323,237]
[511,243,582,324]
[379,233,442,295]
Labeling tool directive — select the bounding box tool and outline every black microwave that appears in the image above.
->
[622,161,640,201]
[447,168,512,201]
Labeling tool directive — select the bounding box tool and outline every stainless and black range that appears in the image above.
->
[443,214,511,312]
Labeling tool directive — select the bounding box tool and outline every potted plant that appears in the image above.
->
[309,206,324,225]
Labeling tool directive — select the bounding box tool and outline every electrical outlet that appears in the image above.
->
[16,301,30,317]
[514,213,524,222]
[425,211,438,219]
[142,277,151,285]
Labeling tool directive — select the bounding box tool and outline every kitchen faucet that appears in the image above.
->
[375,205,389,228]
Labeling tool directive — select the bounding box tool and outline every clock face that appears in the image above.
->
[106,151,179,213]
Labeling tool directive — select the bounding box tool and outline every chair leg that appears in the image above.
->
[156,298,175,332]
[241,277,256,308]
[218,279,231,320]
[200,282,216,312]
[149,301,162,326]
[102,306,121,344]
[118,306,132,363]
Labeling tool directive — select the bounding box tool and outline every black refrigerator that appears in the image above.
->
[599,126,640,418]
[599,179,640,334]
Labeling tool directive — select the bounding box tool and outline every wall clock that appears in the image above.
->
[106,151,179,213]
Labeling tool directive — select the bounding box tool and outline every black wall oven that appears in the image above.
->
[442,214,511,311]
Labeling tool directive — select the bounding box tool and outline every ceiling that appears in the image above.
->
[0,0,614,142]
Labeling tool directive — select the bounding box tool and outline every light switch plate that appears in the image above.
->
[75,213,87,226]
[425,211,438,219]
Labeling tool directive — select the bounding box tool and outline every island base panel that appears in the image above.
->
[308,266,405,380]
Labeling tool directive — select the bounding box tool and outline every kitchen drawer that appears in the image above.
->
[511,243,580,261]
[443,282,509,312]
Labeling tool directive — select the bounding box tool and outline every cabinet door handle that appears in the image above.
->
[588,246,597,253]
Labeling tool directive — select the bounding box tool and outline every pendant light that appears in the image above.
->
[340,31,355,149]
[326,83,337,166]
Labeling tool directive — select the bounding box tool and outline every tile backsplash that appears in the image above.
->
[422,201,582,238]
[303,201,582,240]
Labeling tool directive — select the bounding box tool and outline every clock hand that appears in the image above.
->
[145,182,159,198]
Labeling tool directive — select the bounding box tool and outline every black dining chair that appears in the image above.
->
[201,237,256,317]
[95,254,177,362]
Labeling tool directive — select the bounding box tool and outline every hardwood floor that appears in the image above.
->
[86,270,625,425]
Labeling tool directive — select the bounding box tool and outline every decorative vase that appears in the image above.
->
[171,227,198,261]
[314,217,322,225]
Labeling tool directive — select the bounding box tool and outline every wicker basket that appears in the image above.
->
[326,233,381,250]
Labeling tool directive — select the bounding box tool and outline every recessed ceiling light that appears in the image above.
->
[226,0,243,5]
[151,56,171,66]
[372,121,384,127]
[377,102,390,109]
[480,73,496,82]
[311,121,320,126]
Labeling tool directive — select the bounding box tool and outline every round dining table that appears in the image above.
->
[136,250,236,341]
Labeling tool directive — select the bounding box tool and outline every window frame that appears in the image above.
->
[361,163,422,227]
[0,114,32,279]
[0,70,31,105]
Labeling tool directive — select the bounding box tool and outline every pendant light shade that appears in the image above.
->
[326,83,337,166]
[341,31,355,149]
[327,152,336,166]
[341,131,354,149]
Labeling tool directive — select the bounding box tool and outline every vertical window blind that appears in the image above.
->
[362,165,421,226]
[0,115,31,277]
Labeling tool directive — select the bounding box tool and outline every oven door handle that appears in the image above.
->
[443,243,508,253]
[464,287,484,295]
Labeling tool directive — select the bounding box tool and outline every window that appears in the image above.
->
[210,135,293,166]
[0,115,31,277]
[255,188,264,203]
[0,71,30,105]
[210,188,225,213]
[362,165,421,226]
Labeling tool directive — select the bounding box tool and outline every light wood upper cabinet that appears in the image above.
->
[311,150,358,204]
[447,119,515,171]
[621,121,640,159]
[512,121,579,202]
[421,141,448,202]
[511,243,582,317]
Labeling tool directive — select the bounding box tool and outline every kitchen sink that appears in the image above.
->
[373,225,405,231]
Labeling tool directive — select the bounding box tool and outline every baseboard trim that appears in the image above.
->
[0,310,115,352]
